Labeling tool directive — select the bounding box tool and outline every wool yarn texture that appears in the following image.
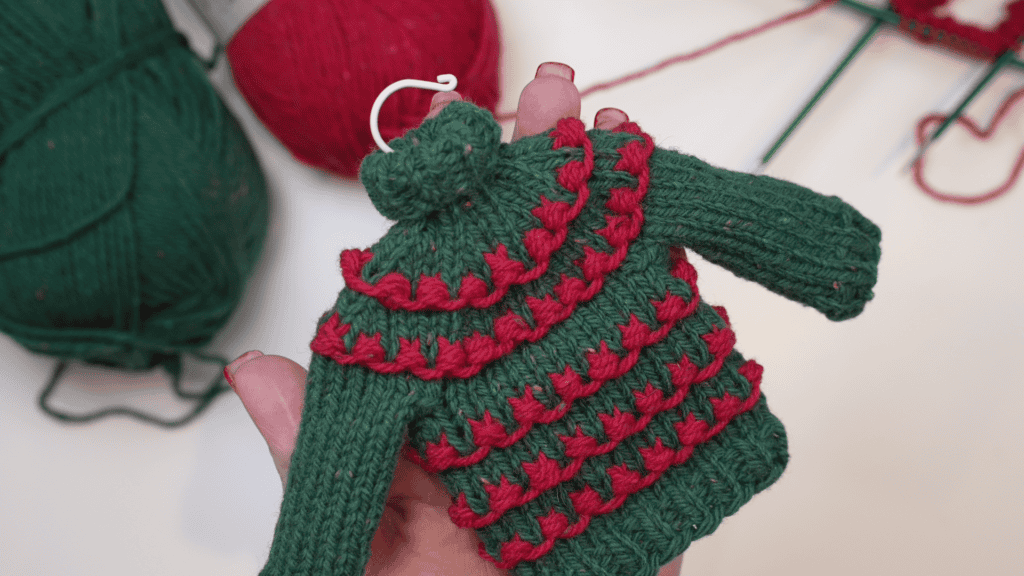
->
[891,0,1024,58]
[0,0,268,408]
[224,0,501,178]
[262,102,881,575]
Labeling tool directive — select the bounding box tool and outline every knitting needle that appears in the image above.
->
[835,0,900,25]
[906,48,1019,169]
[758,16,885,169]
[179,0,227,67]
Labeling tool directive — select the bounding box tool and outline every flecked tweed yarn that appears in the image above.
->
[0,0,269,422]
[225,0,502,178]
[262,102,881,575]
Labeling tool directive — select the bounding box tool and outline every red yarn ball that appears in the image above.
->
[226,0,501,178]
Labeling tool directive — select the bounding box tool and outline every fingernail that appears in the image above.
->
[224,350,263,387]
[536,62,574,82]
[595,108,629,130]
[429,91,462,110]
[426,91,464,119]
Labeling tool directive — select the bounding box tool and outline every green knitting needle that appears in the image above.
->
[836,0,900,24]
[759,16,884,168]
[907,48,1020,168]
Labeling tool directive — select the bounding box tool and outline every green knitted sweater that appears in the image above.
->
[261,102,881,575]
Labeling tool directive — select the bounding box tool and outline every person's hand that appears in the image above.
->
[226,62,684,576]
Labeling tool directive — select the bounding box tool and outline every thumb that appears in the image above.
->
[224,352,307,485]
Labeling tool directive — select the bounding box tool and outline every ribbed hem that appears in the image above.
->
[499,397,787,576]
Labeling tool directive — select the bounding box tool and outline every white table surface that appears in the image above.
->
[3,1,1022,574]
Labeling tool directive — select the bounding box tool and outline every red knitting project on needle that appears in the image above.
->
[891,0,1024,58]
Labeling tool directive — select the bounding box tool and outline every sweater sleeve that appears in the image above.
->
[643,149,881,321]
[260,354,425,576]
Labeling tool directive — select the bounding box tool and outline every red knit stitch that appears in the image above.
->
[339,118,596,312]
[310,122,656,379]
[403,253,702,473]
[445,323,739,531]
[711,305,730,326]
[477,360,763,569]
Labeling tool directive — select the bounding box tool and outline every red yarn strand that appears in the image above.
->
[491,0,1024,204]
[493,0,839,122]
[912,84,1024,204]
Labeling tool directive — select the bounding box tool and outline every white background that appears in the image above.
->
[2,1,1022,574]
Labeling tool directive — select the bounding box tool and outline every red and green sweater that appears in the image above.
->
[260,102,881,575]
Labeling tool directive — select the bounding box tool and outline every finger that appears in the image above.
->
[370,456,512,575]
[389,452,457,508]
[425,90,463,119]
[511,62,581,142]
[224,352,307,485]
[594,107,629,131]
[658,554,683,576]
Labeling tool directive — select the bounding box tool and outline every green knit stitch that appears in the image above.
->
[0,0,269,424]
[262,102,880,575]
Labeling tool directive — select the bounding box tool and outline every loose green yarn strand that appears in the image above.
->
[39,352,229,429]
[0,0,269,424]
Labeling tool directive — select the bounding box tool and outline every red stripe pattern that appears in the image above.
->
[339,116,601,311]
[310,116,765,570]
[311,120,655,379]
[478,360,761,569]
[403,254,705,474]
[402,254,762,569]
[445,335,753,532]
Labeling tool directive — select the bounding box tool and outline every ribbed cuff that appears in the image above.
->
[509,397,787,576]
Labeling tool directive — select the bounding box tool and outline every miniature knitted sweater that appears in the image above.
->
[260,102,881,575]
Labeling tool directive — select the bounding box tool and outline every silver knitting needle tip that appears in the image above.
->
[904,138,931,173]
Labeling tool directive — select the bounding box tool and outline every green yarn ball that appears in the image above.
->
[0,0,269,371]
